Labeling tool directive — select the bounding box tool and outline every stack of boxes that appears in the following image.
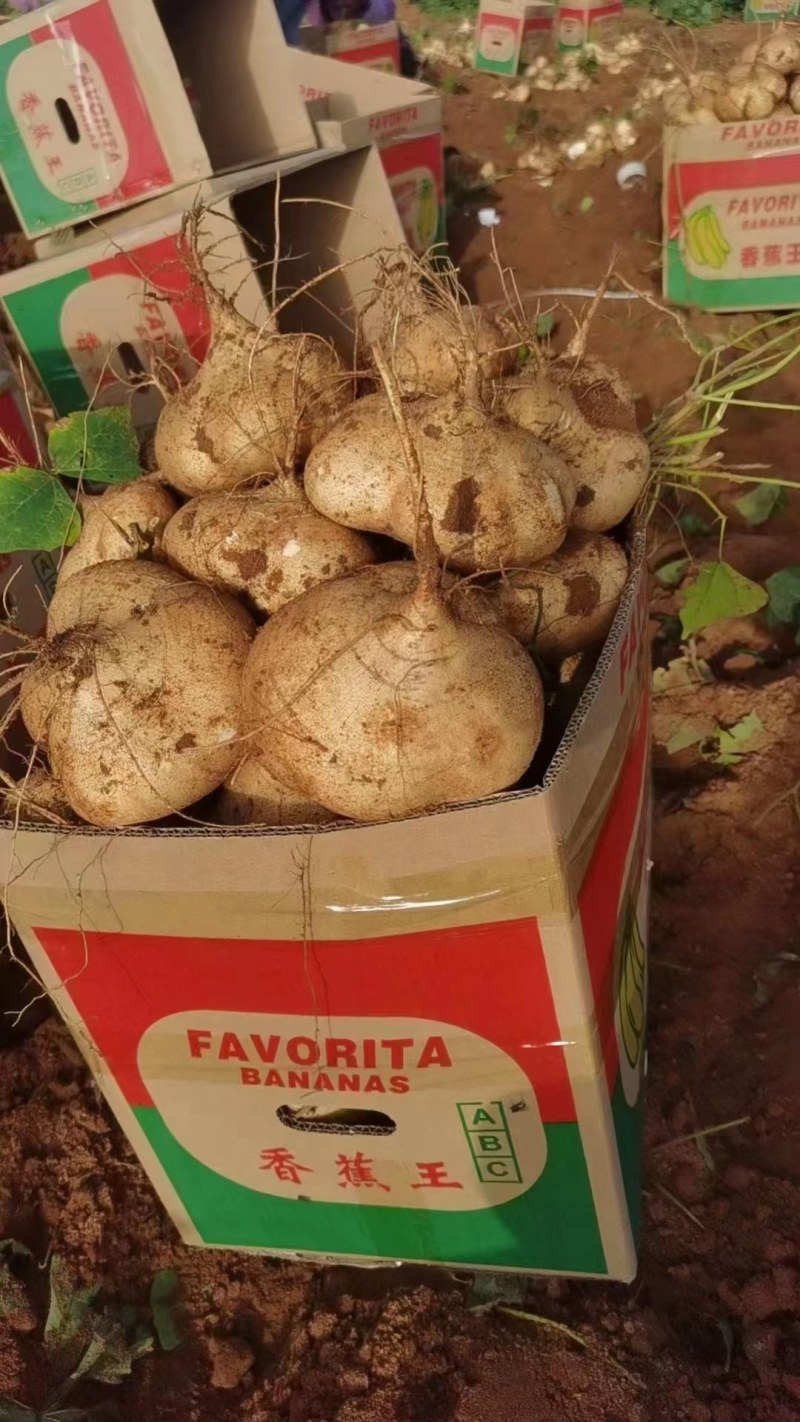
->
[289,50,443,255]
[0,0,442,429]
[299,13,403,75]
[474,1,554,77]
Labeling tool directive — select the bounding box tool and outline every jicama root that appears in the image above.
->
[155,283,353,496]
[741,27,800,75]
[499,353,650,532]
[161,477,378,617]
[215,753,337,826]
[489,532,629,658]
[1,767,77,825]
[242,346,545,822]
[21,571,254,827]
[55,475,178,585]
[713,62,786,121]
[241,562,544,822]
[46,560,188,638]
[305,380,575,573]
[361,257,514,398]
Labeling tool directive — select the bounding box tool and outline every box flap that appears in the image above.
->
[289,48,440,147]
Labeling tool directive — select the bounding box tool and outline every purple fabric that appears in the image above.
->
[305,0,396,26]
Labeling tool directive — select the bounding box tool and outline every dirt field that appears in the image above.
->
[1,8,800,1421]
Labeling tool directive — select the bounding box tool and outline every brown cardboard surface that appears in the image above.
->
[1,147,406,424]
[288,51,443,252]
[290,50,440,155]
[298,20,402,73]
[160,0,317,173]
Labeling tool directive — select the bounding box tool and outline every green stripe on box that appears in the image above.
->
[134,1108,607,1274]
[474,58,518,75]
[666,239,800,311]
[611,1071,643,1246]
[3,269,90,416]
[0,34,96,234]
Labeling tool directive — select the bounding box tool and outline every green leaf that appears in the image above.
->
[733,484,787,526]
[652,653,713,692]
[713,711,764,766]
[534,312,555,339]
[44,1410,96,1422]
[0,1259,34,1330]
[765,566,800,635]
[578,195,594,214]
[467,1271,529,1314]
[0,470,80,554]
[0,1400,38,1422]
[0,1241,32,1261]
[48,409,140,486]
[679,560,768,638]
[666,722,709,756]
[45,1257,98,1347]
[677,511,710,536]
[149,1270,183,1352]
[72,1321,152,1387]
[656,557,689,588]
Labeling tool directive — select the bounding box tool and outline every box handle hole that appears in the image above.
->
[276,1105,396,1136]
[55,98,80,146]
[115,342,147,384]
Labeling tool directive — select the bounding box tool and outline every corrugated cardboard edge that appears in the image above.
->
[25,150,345,269]
[289,49,441,154]
[0,529,646,945]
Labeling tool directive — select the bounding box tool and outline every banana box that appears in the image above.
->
[0,0,317,239]
[744,0,799,18]
[299,19,402,75]
[0,531,651,1280]
[474,1,554,77]
[0,147,405,426]
[0,360,56,746]
[556,0,621,51]
[664,116,800,311]
[290,50,444,254]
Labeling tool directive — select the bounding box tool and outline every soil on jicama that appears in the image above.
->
[1,652,799,1422]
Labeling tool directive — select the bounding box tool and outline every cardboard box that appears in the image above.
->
[0,364,57,737]
[474,1,553,77]
[556,0,621,50]
[299,19,401,74]
[0,146,406,424]
[0,537,650,1279]
[744,0,799,17]
[0,0,318,239]
[291,50,443,253]
[663,116,800,312]
[0,361,40,469]
[522,2,555,64]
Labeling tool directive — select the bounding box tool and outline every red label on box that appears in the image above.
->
[29,0,172,207]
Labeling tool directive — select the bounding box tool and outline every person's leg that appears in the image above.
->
[398,28,418,78]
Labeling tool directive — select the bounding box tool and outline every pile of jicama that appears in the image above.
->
[664,23,800,125]
[5,251,649,831]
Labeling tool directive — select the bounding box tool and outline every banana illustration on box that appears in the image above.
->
[682,206,732,271]
[416,177,439,251]
[617,896,646,1071]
